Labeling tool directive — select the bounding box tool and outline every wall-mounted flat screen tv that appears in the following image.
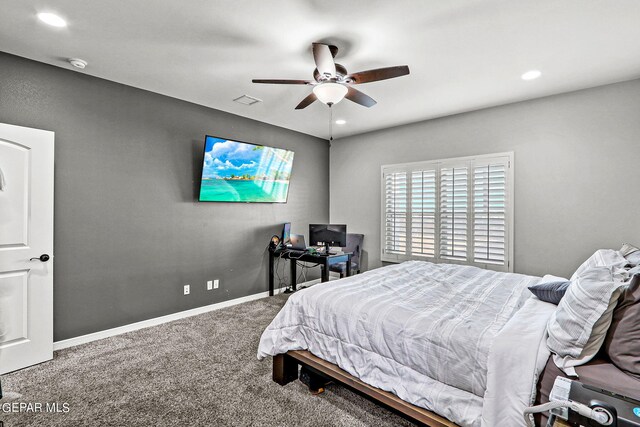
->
[199,136,294,203]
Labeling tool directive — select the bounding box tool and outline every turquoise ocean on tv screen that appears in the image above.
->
[200,180,290,202]
[199,137,294,203]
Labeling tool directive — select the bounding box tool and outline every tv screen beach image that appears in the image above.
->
[199,137,294,203]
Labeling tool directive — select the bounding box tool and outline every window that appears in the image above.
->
[381,152,513,272]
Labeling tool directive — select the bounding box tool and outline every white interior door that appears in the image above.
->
[0,123,54,374]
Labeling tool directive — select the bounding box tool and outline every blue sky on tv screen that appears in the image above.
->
[202,137,294,180]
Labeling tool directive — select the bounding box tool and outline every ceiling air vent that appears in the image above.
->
[233,95,262,106]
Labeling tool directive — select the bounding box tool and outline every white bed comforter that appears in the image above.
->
[258,261,556,427]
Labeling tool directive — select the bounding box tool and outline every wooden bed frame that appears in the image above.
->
[273,351,572,427]
[272,350,458,427]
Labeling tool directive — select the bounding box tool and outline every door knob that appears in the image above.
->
[30,254,50,262]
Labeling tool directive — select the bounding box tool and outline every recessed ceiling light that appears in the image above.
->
[335,119,346,125]
[37,12,67,27]
[521,70,541,81]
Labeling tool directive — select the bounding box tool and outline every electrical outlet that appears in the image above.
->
[214,279,219,289]
[207,280,213,291]
[183,285,190,295]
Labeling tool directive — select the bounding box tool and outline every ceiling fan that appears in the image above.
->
[252,43,410,109]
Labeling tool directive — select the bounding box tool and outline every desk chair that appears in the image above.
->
[326,233,364,278]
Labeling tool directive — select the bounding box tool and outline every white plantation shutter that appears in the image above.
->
[381,153,513,271]
[411,170,437,258]
[439,166,468,261]
[473,162,508,265]
[383,171,408,258]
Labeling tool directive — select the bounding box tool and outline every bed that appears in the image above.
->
[257,257,639,426]
[258,261,558,426]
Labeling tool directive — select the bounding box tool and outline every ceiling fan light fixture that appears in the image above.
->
[313,82,348,105]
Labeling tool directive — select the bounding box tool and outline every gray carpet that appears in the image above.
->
[0,295,414,426]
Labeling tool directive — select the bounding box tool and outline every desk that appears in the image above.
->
[268,249,352,296]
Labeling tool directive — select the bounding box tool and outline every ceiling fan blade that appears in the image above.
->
[252,79,312,85]
[345,87,377,108]
[295,92,317,110]
[346,65,410,84]
[312,43,336,78]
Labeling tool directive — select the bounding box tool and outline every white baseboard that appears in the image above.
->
[301,278,323,287]
[272,277,323,294]
[53,277,325,351]
[54,291,272,351]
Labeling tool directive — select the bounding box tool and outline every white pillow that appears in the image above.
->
[547,266,626,376]
[539,274,569,284]
[619,243,640,257]
[570,249,628,281]
[620,243,640,265]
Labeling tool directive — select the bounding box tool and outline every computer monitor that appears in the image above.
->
[281,222,291,246]
[309,224,347,253]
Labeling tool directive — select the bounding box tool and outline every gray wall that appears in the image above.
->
[330,79,640,278]
[0,52,329,341]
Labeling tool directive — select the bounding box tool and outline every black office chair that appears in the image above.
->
[327,233,364,278]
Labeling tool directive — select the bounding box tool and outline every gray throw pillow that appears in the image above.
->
[528,280,570,305]
[604,274,640,379]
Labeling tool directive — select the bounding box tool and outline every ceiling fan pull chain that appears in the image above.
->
[329,105,333,146]
[0,166,6,191]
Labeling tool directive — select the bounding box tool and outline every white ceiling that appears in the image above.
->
[1,0,640,139]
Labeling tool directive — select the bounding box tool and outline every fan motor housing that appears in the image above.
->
[314,64,349,82]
